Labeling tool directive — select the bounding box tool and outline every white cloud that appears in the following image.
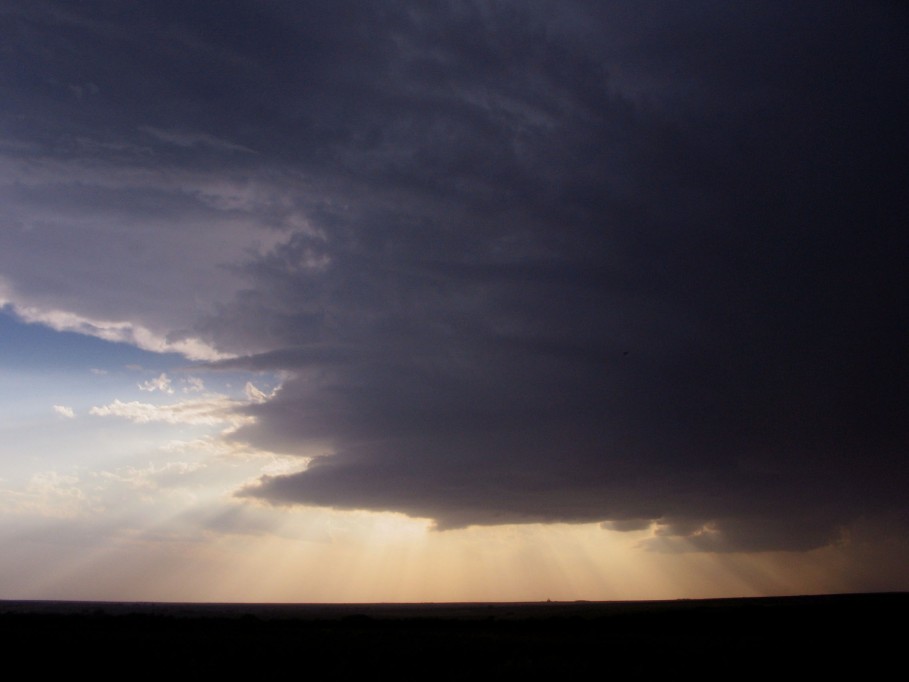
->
[183,376,205,393]
[244,382,269,403]
[53,405,75,418]
[89,396,254,430]
[160,436,247,456]
[0,471,98,518]
[98,460,208,492]
[139,373,174,393]
[0,296,230,362]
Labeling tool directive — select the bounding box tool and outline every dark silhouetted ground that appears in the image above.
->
[2,593,903,678]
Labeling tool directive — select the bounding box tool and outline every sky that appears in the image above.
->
[0,1,907,602]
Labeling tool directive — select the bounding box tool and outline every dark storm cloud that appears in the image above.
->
[4,1,907,550]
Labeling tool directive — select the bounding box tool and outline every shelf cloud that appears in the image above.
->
[3,1,907,551]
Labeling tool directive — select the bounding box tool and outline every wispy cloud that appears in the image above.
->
[0,296,230,361]
[0,471,97,519]
[183,376,205,393]
[139,126,256,154]
[90,396,253,429]
[243,382,270,404]
[138,373,174,394]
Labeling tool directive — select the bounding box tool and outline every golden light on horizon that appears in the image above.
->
[4,492,906,603]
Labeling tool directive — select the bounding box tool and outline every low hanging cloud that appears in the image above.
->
[4,1,908,552]
[221,1,908,551]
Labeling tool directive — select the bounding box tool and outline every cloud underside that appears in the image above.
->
[232,350,904,551]
[4,1,908,551]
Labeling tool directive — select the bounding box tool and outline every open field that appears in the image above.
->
[2,593,904,677]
